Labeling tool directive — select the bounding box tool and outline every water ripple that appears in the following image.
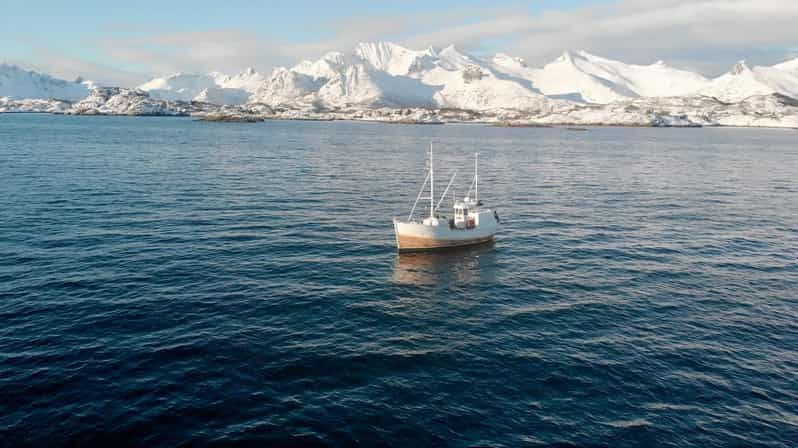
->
[0,115,796,446]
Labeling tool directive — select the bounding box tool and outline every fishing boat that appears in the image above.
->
[393,144,500,252]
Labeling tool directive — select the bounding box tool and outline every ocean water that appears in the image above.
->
[1,114,796,447]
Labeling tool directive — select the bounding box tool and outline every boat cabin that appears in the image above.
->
[453,200,476,229]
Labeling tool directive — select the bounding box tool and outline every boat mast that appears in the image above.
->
[474,152,479,205]
[429,142,434,219]
[407,171,429,221]
[435,171,457,212]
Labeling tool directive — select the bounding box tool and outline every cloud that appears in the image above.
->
[7,0,798,85]
[402,0,798,74]
[98,30,296,77]
[11,4,553,85]
[7,48,146,86]
[87,17,418,83]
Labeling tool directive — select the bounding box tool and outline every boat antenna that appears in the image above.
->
[429,142,434,219]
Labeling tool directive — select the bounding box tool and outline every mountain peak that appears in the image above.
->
[557,50,574,63]
[354,41,430,76]
[321,51,346,66]
[354,41,408,54]
[441,44,467,57]
[232,67,264,80]
[731,60,749,75]
[425,46,439,57]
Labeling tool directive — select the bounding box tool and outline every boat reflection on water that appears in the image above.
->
[391,242,498,286]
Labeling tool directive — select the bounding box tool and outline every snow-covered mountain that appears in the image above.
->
[138,73,215,101]
[490,50,710,103]
[354,41,432,76]
[250,42,555,111]
[8,42,798,110]
[138,68,266,105]
[3,43,798,128]
[415,44,554,111]
[0,63,93,101]
[698,60,798,102]
[212,67,267,92]
[248,42,798,110]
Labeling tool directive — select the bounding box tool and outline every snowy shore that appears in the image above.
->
[3,91,797,129]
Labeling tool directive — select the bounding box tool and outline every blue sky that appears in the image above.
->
[2,0,797,86]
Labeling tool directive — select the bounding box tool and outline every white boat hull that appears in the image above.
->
[393,212,498,252]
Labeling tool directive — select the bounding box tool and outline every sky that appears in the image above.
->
[2,0,797,86]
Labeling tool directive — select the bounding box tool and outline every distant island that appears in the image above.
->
[2,42,797,128]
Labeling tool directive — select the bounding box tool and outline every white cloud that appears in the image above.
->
[8,0,798,85]
[403,0,798,74]
[7,48,146,86]
[98,30,296,78]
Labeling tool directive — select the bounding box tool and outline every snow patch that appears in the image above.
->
[0,63,91,101]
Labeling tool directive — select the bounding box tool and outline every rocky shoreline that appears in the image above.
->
[3,88,798,129]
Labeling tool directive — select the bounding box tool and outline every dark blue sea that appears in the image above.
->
[1,114,796,447]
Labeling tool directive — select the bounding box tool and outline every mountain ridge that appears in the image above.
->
[3,42,798,129]
[8,42,798,107]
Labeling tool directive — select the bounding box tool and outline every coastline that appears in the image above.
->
[3,89,798,130]
[4,109,798,130]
